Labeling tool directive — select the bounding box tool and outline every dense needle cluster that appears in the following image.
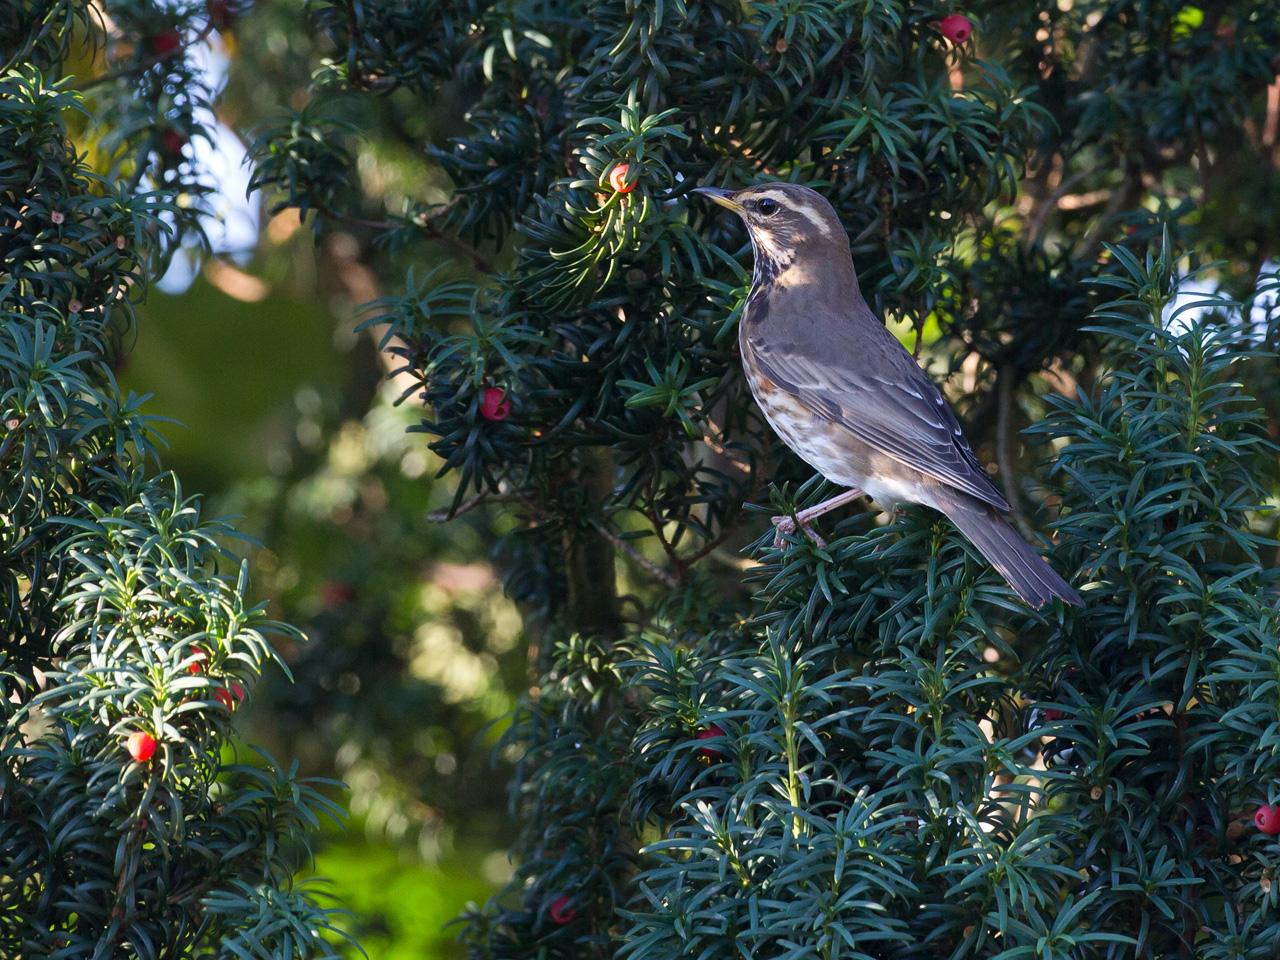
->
[1,6,349,959]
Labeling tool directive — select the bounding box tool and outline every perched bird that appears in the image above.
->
[693,181,1082,608]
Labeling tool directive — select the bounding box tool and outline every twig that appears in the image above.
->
[81,23,216,91]
[312,201,495,273]
[680,454,769,567]
[1264,76,1280,150]
[590,521,680,589]
[644,504,684,573]
[1055,188,1113,211]
[699,421,752,474]
[1023,167,1090,251]
[426,492,524,523]
[996,364,1032,536]
[1077,164,1143,264]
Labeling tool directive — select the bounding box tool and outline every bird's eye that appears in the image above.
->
[756,198,779,216]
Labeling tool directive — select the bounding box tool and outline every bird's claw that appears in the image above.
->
[771,515,826,550]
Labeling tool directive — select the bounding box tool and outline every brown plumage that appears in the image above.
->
[694,181,1082,609]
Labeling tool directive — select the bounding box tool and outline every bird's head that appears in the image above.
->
[692,181,849,269]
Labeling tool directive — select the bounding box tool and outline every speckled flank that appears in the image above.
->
[742,341,924,502]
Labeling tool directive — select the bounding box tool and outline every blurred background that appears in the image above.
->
[112,4,521,955]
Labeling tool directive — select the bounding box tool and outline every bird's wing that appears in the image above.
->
[747,317,1011,511]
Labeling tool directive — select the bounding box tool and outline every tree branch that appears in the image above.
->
[996,363,1031,535]
[81,23,217,91]
[311,201,495,273]
[564,449,622,638]
[589,521,680,589]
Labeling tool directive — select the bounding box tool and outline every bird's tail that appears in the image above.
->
[939,494,1083,609]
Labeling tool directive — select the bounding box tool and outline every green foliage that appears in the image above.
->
[249,106,359,232]
[1,11,347,960]
[613,254,1280,959]
[234,0,1280,955]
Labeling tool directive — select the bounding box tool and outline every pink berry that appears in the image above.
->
[938,13,973,45]
[549,894,577,925]
[1255,805,1280,835]
[479,386,512,422]
[697,723,726,762]
[149,30,182,55]
[160,128,187,157]
[320,580,354,607]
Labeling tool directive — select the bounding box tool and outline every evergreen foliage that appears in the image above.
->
[2,11,346,960]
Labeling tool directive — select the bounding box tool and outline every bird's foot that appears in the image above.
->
[771,515,827,550]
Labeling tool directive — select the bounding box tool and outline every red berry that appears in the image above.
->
[1255,805,1280,835]
[188,647,208,675]
[608,162,634,194]
[549,894,577,925]
[938,13,973,45]
[697,723,726,762]
[149,30,183,55]
[127,731,157,763]
[215,684,246,710]
[160,128,187,158]
[479,386,512,422]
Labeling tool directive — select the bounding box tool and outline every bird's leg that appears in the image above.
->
[772,488,865,548]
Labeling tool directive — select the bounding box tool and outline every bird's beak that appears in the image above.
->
[692,186,744,214]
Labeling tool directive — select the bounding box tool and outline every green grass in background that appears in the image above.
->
[311,836,497,959]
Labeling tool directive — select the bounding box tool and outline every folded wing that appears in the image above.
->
[747,317,1011,512]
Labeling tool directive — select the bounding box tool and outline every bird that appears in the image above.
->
[692,181,1082,609]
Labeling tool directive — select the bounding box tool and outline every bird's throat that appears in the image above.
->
[749,236,858,307]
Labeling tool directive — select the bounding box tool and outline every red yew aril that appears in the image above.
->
[938,14,973,45]
[549,894,577,924]
[479,387,512,421]
[127,731,157,762]
[697,723,726,762]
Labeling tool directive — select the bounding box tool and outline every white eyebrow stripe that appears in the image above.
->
[747,189,841,240]
[794,204,838,239]
[751,190,792,205]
